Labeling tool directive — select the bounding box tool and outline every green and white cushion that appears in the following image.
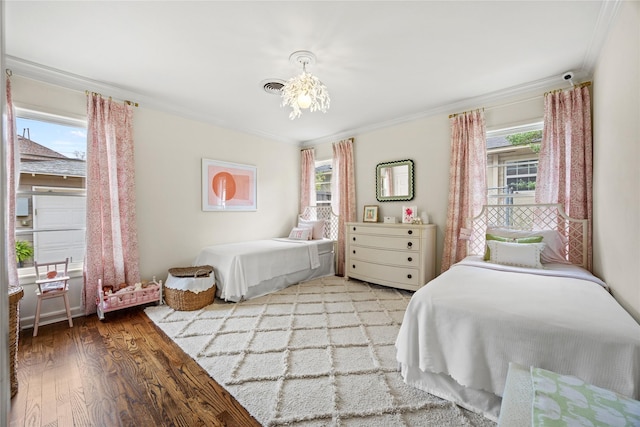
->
[531,366,640,426]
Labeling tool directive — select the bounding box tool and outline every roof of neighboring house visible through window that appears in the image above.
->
[18,135,86,177]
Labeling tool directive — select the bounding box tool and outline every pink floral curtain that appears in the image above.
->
[441,110,487,272]
[5,73,18,287]
[300,148,316,213]
[83,93,140,314]
[535,85,592,269]
[331,138,356,276]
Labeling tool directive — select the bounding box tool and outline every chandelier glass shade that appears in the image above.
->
[281,52,330,120]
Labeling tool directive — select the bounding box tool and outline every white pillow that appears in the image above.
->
[288,227,312,240]
[487,228,569,264]
[486,240,546,269]
[298,218,325,240]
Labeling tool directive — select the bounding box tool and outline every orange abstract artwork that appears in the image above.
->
[203,159,256,211]
[212,171,237,200]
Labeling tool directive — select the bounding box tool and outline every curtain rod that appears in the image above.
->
[448,81,592,119]
[448,108,484,119]
[300,136,354,150]
[85,90,139,107]
[545,80,591,96]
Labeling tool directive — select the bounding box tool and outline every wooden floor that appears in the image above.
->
[9,306,261,427]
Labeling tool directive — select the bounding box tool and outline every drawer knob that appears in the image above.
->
[407,274,412,279]
[353,237,356,241]
[408,230,413,235]
[353,226,356,231]
[407,242,413,248]
[408,257,413,262]
[353,250,356,254]
[352,265,356,269]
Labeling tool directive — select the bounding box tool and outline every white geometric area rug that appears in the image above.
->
[145,276,494,427]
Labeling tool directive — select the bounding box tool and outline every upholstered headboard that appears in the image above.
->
[300,206,339,240]
[467,203,588,269]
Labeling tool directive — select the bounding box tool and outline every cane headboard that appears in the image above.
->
[300,206,339,241]
[467,203,588,269]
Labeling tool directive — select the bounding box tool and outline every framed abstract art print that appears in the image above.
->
[202,159,257,211]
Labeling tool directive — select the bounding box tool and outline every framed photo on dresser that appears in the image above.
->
[363,205,379,222]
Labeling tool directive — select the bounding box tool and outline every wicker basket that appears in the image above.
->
[168,265,213,278]
[9,286,24,397]
[164,284,216,311]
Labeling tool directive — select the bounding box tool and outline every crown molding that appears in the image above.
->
[299,71,588,147]
[7,0,618,150]
[5,55,300,146]
[581,0,622,72]
[300,0,621,147]
[4,53,593,149]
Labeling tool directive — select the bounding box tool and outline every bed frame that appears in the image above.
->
[193,206,340,302]
[300,205,340,273]
[300,205,339,240]
[466,203,588,269]
[397,204,616,422]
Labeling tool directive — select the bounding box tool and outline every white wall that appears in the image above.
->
[12,76,300,326]
[592,0,640,321]
[134,107,300,276]
[312,92,544,273]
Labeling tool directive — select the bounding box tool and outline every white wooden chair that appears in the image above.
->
[33,258,73,337]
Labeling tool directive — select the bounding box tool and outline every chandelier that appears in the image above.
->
[281,51,330,120]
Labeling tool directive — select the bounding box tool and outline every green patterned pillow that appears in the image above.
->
[483,234,543,260]
[531,367,640,426]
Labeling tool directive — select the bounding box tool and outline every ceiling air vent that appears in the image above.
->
[261,79,285,95]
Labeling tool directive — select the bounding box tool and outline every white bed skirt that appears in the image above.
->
[399,363,502,422]
[219,251,335,302]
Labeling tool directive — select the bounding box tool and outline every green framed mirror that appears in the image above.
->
[376,159,414,202]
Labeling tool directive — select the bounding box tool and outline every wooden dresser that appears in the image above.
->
[345,222,436,291]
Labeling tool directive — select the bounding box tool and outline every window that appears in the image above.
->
[15,112,87,270]
[486,122,542,204]
[506,159,537,191]
[315,159,332,206]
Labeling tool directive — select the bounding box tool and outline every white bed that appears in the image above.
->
[194,207,338,302]
[395,204,640,422]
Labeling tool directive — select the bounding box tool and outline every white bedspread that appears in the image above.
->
[396,256,640,404]
[194,238,332,301]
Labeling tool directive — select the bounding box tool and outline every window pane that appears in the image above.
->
[486,124,542,202]
[15,116,87,268]
[315,159,332,205]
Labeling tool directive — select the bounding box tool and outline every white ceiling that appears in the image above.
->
[4,1,619,146]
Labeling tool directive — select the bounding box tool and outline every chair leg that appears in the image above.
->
[63,293,73,328]
[33,297,42,337]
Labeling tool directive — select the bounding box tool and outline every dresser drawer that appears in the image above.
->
[349,246,419,267]
[345,222,436,291]
[349,234,421,251]
[348,260,421,288]
[348,224,422,237]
